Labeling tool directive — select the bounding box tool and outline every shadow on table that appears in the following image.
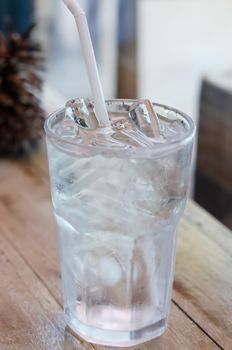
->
[64,327,84,350]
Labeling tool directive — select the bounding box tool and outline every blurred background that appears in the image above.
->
[0,0,232,228]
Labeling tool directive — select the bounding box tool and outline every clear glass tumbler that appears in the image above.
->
[45,100,195,347]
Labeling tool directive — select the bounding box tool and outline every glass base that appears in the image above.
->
[67,316,167,347]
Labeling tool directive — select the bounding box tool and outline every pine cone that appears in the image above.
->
[0,18,45,158]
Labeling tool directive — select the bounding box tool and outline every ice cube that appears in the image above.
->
[111,113,156,148]
[99,255,122,287]
[65,98,100,130]
[129,99,161,138]
[107,100,131,114]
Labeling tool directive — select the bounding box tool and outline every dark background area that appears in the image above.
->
[0,0,34,34]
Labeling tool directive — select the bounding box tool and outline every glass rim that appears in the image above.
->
[44,99,196,157]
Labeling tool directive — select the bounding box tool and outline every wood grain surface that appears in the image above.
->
[0,155,231,349]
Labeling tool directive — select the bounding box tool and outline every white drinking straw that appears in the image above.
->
[63,0,110,127]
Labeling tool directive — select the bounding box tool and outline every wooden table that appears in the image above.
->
[0,150,231,350]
